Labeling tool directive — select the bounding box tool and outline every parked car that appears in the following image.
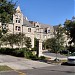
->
[67,52,75,64]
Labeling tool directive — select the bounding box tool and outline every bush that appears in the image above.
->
[30,55,39,60]
[24,49,33,59]
[0,48,14,55]
[60,50,68,54]
[39,56,46,60]
[0,48,25,57]
[13,49,24,57]
[0,47,37,59]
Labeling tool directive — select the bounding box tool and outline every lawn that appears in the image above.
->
[0,65,13,71]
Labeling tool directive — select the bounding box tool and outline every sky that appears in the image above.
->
[13,0,74,26]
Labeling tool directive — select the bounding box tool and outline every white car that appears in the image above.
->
[67,52,75,64]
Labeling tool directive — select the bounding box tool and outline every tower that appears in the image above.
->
[13,6,23,33]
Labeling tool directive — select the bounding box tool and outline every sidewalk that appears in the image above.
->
[43,55,67,60]
[0,55,54,70]
[43,52,67,60]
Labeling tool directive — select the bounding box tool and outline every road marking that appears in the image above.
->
[14,70,26,75]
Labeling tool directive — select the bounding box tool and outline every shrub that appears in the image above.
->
[13,49,24,57]
[0,47,36,59]
[30,55,38,60]
[0,48,14,55]
[39,56,46,60]
[24,48,33,59]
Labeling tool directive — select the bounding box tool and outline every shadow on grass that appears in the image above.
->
[61,62,75,66]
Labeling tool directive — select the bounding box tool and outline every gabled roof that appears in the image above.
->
[16,6,21,13]
[39,23,53,29]
[23,17,34,28]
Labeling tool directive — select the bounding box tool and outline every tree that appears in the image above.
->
[64,17,75,45]
[34,38,39,51]
[45,38,58,52]
[1,33,17,48]
[15,33,26,48]
[0,0,16,23]
[45,24,65,52]
[45,24,65,61]
[55,24,65,51]
[34,38,39,57]
[25,37,32,49]
[0,0,16,47]
[1,33,26,48]
[0,0,16,35]
[64,17,75,53]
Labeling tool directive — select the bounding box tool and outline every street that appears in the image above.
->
[0,55,75,75]
[0,65,75,75]
[21,65,75,75]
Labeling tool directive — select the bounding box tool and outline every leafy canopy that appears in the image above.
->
[0,0,16,23]
[64,17,75,44]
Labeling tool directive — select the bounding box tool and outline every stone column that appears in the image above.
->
[38,40,43,57]
[0,22,1,26]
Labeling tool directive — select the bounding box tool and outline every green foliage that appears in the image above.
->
[55,25,65,45]
[64,17,75,53]
[0,0,16,23]
[64,18,75,45]
[0,47,34,58]
[0,48,15,55]
[45,38,64,53]
[45,38,56,50]
[33,38,39,51]
[39,56,46,60]
[1,33,26,48]
[54,25,65,52]
[0,65,12,71]
[13,49,24,57]
[29,55,38,60]
[25,37,32,49]
[45,25,65,53]
[33,38,39,57]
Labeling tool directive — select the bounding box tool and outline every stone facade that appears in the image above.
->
[0,6,54,48]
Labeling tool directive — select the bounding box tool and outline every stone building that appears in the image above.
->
[0,6,54,48]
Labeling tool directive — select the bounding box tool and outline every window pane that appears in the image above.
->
[28,28,31,32]
[15,26,17,30]
[18,20,20,23]
[18,27,21,31]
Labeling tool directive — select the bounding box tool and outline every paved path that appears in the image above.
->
[0,55,53,70]
[43,52,67,60]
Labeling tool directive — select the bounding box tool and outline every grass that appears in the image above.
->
[0,65,13,71]
[60,59,67,62]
